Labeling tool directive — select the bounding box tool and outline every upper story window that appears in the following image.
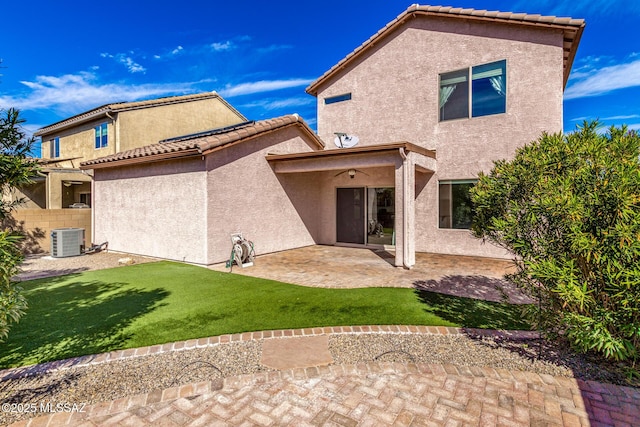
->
[324,93,352,105]
[50,137,60,158]
[95,123,108,148]
[439,180,477,229]
[439,60,506,121]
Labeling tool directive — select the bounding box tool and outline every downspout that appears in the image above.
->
[38,171,50,209]
[399,147,411,269]
[90,174,95,246]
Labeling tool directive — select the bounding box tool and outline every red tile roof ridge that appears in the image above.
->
[307,4,585,95]
[35,91,247,137]
[80,114,322,169]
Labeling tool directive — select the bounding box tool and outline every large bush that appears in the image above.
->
[471,121,640,361]
[0,108,39,340]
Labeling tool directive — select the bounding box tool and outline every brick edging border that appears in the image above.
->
[0,325,538,381]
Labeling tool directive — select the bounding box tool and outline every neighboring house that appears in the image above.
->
[81,4,585,267]
[13,92,246,210]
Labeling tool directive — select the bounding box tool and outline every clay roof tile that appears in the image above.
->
[80,115,324,169]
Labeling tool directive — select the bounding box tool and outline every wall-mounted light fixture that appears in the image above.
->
[348,169,356,179]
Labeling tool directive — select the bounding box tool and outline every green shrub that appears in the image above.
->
[0,107,39,340]
[0,231,26,340]
[471,121,640,361]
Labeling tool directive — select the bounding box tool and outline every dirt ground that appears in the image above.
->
[15,251,159,281]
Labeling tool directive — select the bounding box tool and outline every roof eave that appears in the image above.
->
[199,117,325,157]
[562,23,585,89]
[80,148,202,170]
[266,141,435,161]
[35,107,111,137]
[80,114,324,170]
[35,92,235,137]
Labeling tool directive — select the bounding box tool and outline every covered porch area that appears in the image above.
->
[267,142,436,269]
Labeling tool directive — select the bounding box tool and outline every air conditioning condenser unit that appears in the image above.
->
[51,228,85,258]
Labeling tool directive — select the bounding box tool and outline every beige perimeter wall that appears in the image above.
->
[5,209,92,254]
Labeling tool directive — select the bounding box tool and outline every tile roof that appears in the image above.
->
[80,114,324,169]
[35,92,246,137]
[306,4,585,95]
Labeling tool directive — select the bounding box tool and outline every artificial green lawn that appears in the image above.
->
[0,261,530,368]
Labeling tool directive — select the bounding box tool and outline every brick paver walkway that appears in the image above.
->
[7,327,640,426]
[11,362,640,426]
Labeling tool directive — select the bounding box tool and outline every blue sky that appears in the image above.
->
[1,0,639,156]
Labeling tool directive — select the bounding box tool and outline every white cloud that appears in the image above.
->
[0,71,203,114]
[240,97,314,110]
[601,114,640,121]
[256,44,293,54]
[564,59,640,100]
[0,71,314,118]
[211,41,235,51]
[101,52,146,74]
[153,45,185,60]
[219,79,314,97]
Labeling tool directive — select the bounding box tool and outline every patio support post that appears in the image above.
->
[395,148,416,269]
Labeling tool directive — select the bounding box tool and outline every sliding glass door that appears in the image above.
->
[367,188,394,245]
[336,187,395,246]
[336,188,365,244]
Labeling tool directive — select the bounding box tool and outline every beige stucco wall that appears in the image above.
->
[92,158,208,264]
[40,97,245,164]
[4,180,47,209]
[41,119,115,164]
[314,17,565,258]
[117,97,246,152]
[46,171,92,209]
[205,128,321,264]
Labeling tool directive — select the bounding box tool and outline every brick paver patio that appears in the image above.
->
[6,326,640,426]
[210,245,531,303]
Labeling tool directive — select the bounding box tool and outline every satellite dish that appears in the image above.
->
[334,133,359,149]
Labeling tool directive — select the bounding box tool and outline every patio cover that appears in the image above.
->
[266,142,436,268]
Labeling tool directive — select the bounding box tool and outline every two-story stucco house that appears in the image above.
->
[17,92,245,210]
[81,5,585,267]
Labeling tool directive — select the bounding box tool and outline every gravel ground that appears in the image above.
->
[15,251,159,281]
[0,332,630,425]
